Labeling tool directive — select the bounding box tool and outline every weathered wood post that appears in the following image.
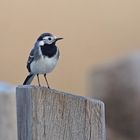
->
[16,86,105,140]
[0,93,17,140]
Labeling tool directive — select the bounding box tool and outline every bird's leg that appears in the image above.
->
[37,74,41,86]
[44,74,50,89]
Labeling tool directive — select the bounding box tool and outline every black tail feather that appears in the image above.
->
[23,74,35,85]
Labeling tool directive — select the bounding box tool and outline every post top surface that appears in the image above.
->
[16,85,104,106]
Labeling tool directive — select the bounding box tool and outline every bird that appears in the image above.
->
[23,33,63,88]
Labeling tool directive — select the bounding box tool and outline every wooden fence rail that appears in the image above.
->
[16,86,106,140]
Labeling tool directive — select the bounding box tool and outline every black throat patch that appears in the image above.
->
[40,44,57,58]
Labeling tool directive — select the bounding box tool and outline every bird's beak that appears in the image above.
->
[55,37,63,42]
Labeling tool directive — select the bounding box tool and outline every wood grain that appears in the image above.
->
[16,86,105,140]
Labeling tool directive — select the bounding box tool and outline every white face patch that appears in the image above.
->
[39,40,45,46]
[43,36,55,44]
[43,36,49,40]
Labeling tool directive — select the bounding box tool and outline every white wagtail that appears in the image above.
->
[23,33,63,88]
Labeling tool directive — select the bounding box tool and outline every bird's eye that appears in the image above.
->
[48,37,52,40]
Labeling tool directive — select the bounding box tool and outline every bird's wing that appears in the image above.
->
[26,43,41,72]
[27,48,35,72]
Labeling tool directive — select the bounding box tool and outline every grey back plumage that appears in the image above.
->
[27,42,41,72]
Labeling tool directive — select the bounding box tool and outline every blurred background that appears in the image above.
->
[0,0,140,140]
[0,0,140,95]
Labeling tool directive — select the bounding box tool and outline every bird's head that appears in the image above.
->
[37,33,63,46]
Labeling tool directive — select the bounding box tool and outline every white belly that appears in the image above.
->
[30,56,58,74]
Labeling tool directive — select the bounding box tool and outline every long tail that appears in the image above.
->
[23,74,35,85]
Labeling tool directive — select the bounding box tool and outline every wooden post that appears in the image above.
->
[0,93,17,140]
[16,86,105,140]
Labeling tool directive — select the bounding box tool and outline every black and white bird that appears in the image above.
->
[23,33,63,88]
